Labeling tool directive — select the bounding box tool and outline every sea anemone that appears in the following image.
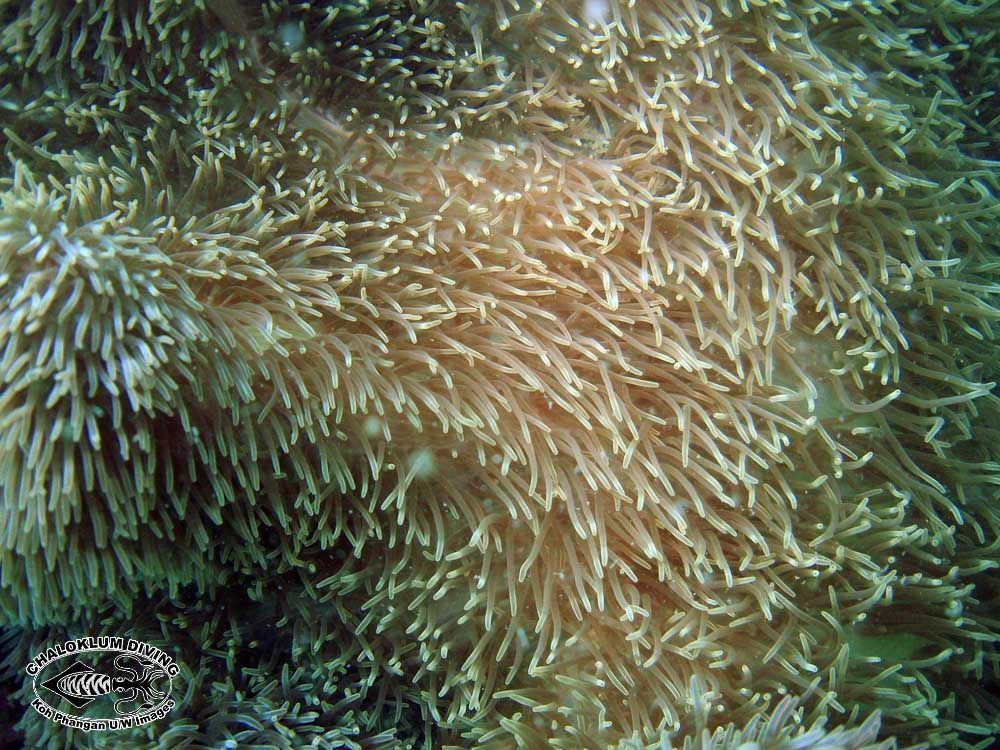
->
[1,0,998,748]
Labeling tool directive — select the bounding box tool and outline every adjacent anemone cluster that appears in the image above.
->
[1,0,998,749]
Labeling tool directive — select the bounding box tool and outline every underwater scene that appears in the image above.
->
[0,0,998,748]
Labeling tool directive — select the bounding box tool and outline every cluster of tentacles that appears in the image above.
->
[0,1,998,748]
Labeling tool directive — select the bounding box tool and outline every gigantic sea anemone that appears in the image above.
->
[1,0,998,748]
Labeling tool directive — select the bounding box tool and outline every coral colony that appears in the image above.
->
[0,1,998,748]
